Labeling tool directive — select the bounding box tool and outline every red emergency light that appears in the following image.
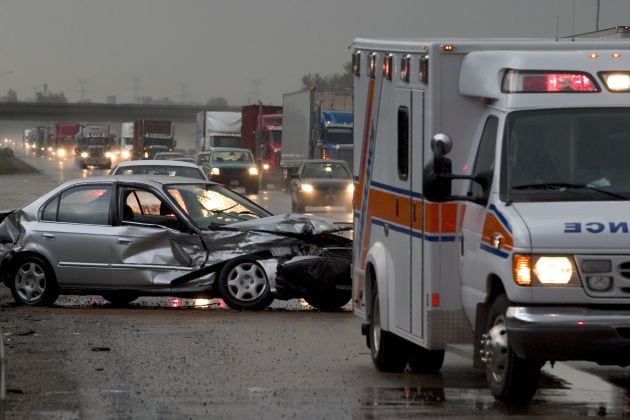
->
[502,70,600,93]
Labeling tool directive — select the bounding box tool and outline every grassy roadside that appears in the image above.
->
[0,148,38,174]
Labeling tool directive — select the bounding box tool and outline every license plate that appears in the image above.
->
[230,180,239,186]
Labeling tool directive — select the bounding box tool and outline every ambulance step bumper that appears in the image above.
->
[506,306,630,366]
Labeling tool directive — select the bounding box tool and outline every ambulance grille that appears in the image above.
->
[619,262,630,279]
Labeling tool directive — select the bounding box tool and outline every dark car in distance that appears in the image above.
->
[290,159,354,213]
[196,148,260,194]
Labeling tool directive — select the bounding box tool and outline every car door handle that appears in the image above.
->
[42,233,55,239]
[117,238,132,244]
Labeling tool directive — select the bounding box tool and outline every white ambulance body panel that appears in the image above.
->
[352,37,630,402]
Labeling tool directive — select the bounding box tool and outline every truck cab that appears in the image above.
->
[352,38,630,403]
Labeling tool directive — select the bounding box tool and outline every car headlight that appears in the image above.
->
[347,183,355,193]
[210,167,221,176]
[262,163,270,171]
[57,149,66,157]
[513,255,580,286]
[80,152,88,158]
[249,167,259,176]
[300,183,314,193]
[121,150,130,159]
[105,152,113,158]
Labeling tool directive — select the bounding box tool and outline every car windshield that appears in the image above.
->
[502,108,630,202]
[212,151,253,163]
[302,162,351,179]
[114,165,205,179]
[165,183,270,228]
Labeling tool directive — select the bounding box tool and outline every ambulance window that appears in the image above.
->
[470,116,498,203]
[397,107,410,181]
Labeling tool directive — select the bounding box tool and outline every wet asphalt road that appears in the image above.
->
[2,146,630,418]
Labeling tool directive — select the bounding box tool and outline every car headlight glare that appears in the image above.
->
[210,167,221,176]
[57,149,66,157]
[105,152,113,158]
[300,183,314,193]
[249,167,259,176]
[80,152,88,158]
[262,163,270,171]
[121,150,131,159]
[347,183,355,193]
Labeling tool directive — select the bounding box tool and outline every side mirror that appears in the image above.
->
[423,133,453,202]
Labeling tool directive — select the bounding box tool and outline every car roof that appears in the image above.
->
[301,159,348,165]
[113,159,201,168]
[199,147,252,153]
[60,175,218,187]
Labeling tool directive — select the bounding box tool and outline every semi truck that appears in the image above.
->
[195,111,241,153]
[118,122,134,161]
[241,104,283,190]
[75,124,115,169]
[133,120,176,159]
[352,37,630,404]
[52,123,81,160]
[281,87,353,190]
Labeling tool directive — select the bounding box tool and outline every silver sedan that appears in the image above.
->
[0,176,352,311]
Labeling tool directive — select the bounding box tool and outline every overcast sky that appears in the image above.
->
[0,0,628,105]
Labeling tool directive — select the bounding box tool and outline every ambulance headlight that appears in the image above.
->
[513,255,580,286]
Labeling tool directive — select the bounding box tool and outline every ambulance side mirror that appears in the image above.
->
[423,134,453,201]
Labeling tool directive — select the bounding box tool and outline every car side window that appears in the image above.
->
[120,187,181,229]
[41,196,59,221]
[56,185,112,225]
[469,116,498,204]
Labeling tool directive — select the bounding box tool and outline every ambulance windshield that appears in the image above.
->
[502,108,630,202]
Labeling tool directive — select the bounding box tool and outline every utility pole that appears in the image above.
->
[252,79,263,104]
[130,75,141,103]
[76,78,88,101]
[596,0,601,31]
[179,82,190,104]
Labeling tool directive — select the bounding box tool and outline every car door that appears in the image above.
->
[109,184,206,288]
[37,183,115,287]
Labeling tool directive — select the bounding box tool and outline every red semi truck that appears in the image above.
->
[133,120,176,159]
[241,104,283,190]
[53,123,81,160]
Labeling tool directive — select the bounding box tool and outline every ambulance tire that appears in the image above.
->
[407,344,445,374]
[484,294,541,403]
[369,290,408,372]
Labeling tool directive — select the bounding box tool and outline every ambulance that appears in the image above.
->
[351,38,630,403]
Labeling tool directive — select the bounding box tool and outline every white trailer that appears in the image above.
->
[119,122,134,160]
[195,111,242,153]
[352,37,630,403]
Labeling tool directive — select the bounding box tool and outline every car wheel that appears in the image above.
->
[407,343,445,373]
[482,294,542,403]
[10,255,59,306]
[102,292,140,307]
[218,258,274,311]
[304,288,351,311]
[369,288,408,372]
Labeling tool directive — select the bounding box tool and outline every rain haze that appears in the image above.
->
[0,0,628,105]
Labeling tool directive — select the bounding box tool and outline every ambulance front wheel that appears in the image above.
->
[369,289,408,372]
[482,294,542,403]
